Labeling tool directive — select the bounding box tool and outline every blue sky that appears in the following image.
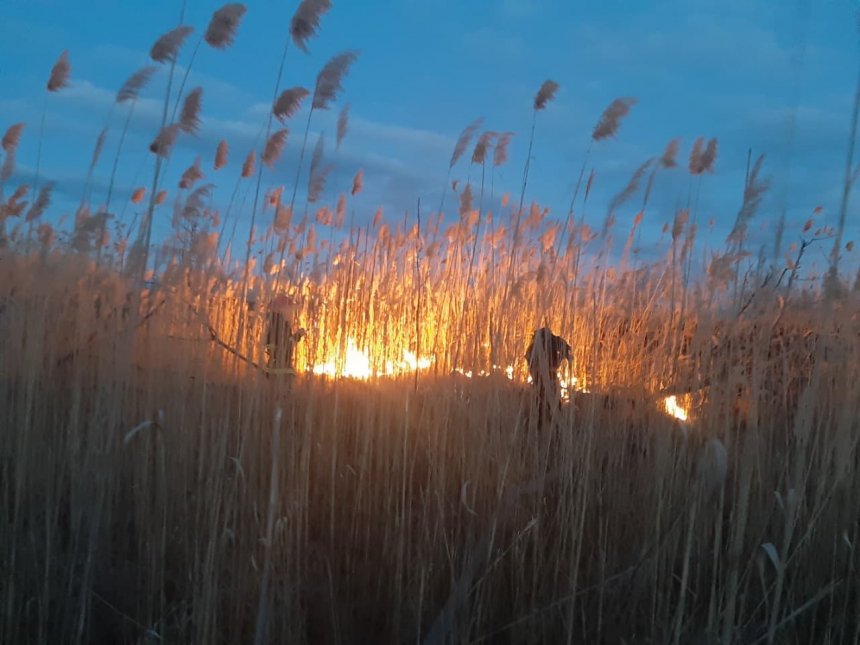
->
[1,0,858,272]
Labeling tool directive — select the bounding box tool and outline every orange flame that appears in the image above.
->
[663,395,689,422]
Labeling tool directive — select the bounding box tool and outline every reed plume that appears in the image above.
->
[607,158,654,218]
[9,185,28,203]
[493,132,513,167]
[33,53,70,196]
[307,133,331,203]
[81,128,107,207]
[242,150,256,177]
[214,140,229,170]
[155,190,167,205]
[1,185,29,218]
[335,193,346,227]
[262,129,289,168]
[117,66,157,103]
[351,168,363,196]
[47,51,71,92]
[450,117,483,169]
[687,137,704,174]
[1,194,28,218]
[533,79,559,110]
[2,123,25,153]
[179,87,203,134]
[150,124,181,157]
[660,138,680,168]
[179,157,204,189]
[89,129,107,172]
[688,137,718,174]
[273,87,309,123]
[701,138,718,172]
[472,131,496,165]
[592,97,636,141]
[25,182,54,221]
[728,153,768,245]
[150,25,194,63]
[205,3,247,49]
[182,184,213,220]
[104,67,155,239]
[337,103,350,149]
[459,184,475,219]
[131,187,146,204]
[1,123,23,184]
[273,204,292,232]
[313,51,359,110]
[290,0,332,52]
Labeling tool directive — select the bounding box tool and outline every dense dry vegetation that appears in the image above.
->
[2,1,860,643]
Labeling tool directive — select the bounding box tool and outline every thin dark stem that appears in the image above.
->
[97,103,136,265]
[830,58,860,274]
[170,36,203,124]
[274,104,314,288]
[503,109,537,306]
[438,167,452,219]
[242,39,292,305]
[33,93,48,196]
[134,0,185,280]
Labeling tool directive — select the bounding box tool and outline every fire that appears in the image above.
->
[312,338,372,379]
[310,341,690,423]
[663,395,689,422]
[312,337,432,379]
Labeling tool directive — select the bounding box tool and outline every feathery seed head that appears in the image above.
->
[273,87,309,123]
[205,3,247,49]
[534,79,559,110]
[592,97,636,141]
[313,51,359,110]
[150,25,194,63]
[290,0,332,53]
[47,51,71,92]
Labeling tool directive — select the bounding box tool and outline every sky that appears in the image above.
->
[1,0,859,273]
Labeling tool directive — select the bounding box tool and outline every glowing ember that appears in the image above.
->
[663,395,689,422]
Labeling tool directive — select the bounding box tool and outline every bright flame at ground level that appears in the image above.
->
[310,338,690,423]
[663,395,689,422]
[312,338,432,379]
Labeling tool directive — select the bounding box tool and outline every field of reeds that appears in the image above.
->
[2,2,859,643]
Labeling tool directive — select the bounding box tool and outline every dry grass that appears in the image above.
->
[1,223,858,644]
